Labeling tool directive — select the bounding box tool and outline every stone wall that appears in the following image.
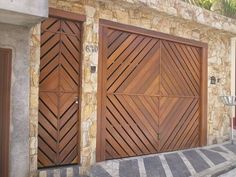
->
[29,24,41,177]
[29,0,236,175]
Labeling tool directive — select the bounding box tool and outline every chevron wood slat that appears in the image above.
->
[41,17,61,33]
[38,16,81,168]
[38,124,57,152]
[38,146,55,168]
[98,21,206,161]
[41,33,60,59]
[61,20,81,36]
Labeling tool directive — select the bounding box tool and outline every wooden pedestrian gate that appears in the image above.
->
[97,20,207,161]
[38,9,84,168]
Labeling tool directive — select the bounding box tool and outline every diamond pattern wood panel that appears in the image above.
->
[38,17,81,168]
[98,22,205,161]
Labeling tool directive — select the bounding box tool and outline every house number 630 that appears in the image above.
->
[85,45,98,53]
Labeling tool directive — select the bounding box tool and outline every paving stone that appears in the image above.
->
[200,149,226,165]
[38,166,82,177]
[60,168,67,177]
[159,154,173,177]
[224,144,236,154]
[90,165,112,177]
[164,153,191,177]
[47,170,54,177]
[178,152,196,175]
[67,167,73,177]
[183,150,210,173]
[38,171,47,177]
[211,147,228,153]
[73,166,80,177]
[119,159,140,177]
[54,169,60,177]
[218,168,236,177]
[137,158,147,176]
[143,156,166,177]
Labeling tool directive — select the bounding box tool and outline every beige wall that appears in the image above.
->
[29,0,236,175]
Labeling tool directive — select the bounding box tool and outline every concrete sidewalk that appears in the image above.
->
[90,142,236,177]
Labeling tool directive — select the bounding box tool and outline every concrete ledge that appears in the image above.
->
[0,0,48,26]
[0,9,46,26]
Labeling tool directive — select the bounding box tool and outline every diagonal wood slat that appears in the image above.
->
[113,40,160,94]
[161,40,200,96]
[105,95,159,159]
[107,38,160,93]
[159,97,199,152]
[108,32,131,57]
[39,16,81,168]
[115,95,159,151]
[107,35,146,77]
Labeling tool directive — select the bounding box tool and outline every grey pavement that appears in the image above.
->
[89,142,236,177]
[38,165,83,177]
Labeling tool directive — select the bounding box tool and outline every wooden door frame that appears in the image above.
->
[49,8,86,22]
[38,8,85,166]
[0,48,12,177]
[96,19,208,162]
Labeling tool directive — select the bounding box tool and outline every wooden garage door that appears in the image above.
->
[0,48,11,177]
[97,20,207,161]
[38,13,82,167]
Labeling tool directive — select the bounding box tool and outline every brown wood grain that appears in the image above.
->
[38,9,83,168]
[97,20,208,162]
[0,48,12,177]
[49,8,86,22]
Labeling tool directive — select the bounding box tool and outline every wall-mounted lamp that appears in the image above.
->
[210,76,216,84]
